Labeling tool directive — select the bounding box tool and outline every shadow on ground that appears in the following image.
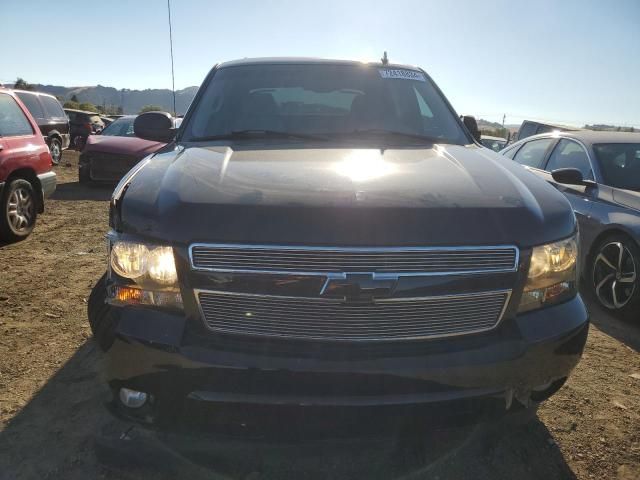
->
[0,341,577,480]
[50,182,114,202]
[585,297,640,352]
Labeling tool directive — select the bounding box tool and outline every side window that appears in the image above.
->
[546,139,594,180]
[66,111,76,122]
[513,138,554,168]
[502,145,521,159]
[41,96,66,118]
[0,94,34,137]
[16,92,45,121]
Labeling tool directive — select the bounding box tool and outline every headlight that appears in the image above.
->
[110,242,150,279]
[147,246,179,284]
[110,241,178,285]
[518,235,578,313]
[108,239,181,309]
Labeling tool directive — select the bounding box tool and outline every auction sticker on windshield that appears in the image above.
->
[379,69,426,81]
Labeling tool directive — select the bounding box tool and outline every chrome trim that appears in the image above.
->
[188,243,520,277]
[194,288,512,342]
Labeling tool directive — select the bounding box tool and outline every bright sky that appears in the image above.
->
[2,0,639,127]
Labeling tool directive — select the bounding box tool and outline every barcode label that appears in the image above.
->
[379,69,426,82]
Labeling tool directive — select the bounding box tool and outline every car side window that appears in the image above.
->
[502,145,520,159]
[16,92,45,121]
[512,138,554,168]
[41,96,66,119]
[0,94,34,137]
[546,139,594,180]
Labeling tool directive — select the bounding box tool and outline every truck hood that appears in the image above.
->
[119,143,576,247]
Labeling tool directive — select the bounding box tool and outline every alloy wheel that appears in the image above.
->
[50,140,62,164]
[7,187,35,233]
[592,242,637,309]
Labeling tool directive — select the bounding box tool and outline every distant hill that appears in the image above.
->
[26,84,199,115]
[477,119,503,130]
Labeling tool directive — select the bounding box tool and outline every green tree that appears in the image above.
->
[78,102,98,112]
[139,105,165,114]
[14,77,34,91]
[63,101,80,110]
[71,94,79,102]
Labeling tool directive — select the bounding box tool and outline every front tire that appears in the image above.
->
[590,233,640,321]
[88,273,118,351]
[49,137,62,165]
[0,179,37,242]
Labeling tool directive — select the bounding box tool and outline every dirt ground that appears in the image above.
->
[0,151,639,479]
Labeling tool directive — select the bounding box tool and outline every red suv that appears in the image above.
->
[0,88,56,242]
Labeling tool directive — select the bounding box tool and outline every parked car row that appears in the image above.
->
[4,58,637,439]
[0,87,56,242]
[13,90,70,164]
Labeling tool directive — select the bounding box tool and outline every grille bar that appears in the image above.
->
[189,244,518,276]
[196,289,511,342]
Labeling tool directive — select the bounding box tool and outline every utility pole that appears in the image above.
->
[167,0,177,117]
[502,114,506,128]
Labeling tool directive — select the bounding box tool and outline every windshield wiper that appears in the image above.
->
[335,129,446,144]
[190,130,327,142]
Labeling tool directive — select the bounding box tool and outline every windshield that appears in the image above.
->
[481,138,507,152]
[182,64,469,145]
[101,116,135,137]
[593,143,640,191]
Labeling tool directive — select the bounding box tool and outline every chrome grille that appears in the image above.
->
[196,290,510,341]
[189,244,518,275]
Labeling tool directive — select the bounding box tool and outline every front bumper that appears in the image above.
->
[61,133,71,150]
[37,171,57,198]
[104,294,589,429]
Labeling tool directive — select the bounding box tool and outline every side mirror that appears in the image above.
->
[134,111,175,142]
[462,115,481,142]
[551,168,591,186]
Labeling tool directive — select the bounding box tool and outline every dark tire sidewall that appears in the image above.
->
[0,179,37,242]
[88,273,118,351]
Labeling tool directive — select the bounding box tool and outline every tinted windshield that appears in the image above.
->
[481,138,506,152]
[101,116,135,137]
[183,64,469,145]
[593,143,640,191]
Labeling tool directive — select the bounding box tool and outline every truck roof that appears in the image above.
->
[217,57,421,71]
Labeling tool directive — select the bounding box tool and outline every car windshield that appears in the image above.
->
[593,143,640,191]
[101,116,135,137]
[182,64,469,145]
[481,138,506,152]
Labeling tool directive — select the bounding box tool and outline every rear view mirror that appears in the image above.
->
[551,168,588,186]
[134,111,175,143]
[462,115,481,142]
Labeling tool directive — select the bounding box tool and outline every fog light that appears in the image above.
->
[119,388,148,408]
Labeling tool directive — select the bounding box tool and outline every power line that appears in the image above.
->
[167,0,177,116]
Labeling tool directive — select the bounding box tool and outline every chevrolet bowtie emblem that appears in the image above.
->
[320,273,397,303]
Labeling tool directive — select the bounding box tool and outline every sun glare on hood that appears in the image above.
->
[332,150,397,182]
